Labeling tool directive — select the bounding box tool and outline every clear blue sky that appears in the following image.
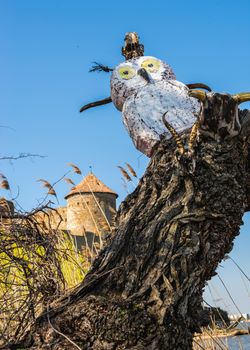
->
[1,0,250,314]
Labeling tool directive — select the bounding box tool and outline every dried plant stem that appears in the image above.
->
[202,329,228,350]
[84,178,112,232]
[237,337,244,350]
[229,256,250,282]
[240,273,250,298]
[218,275,242,315]
[193,337,207,350]
[47,307,82,350]
[76,190,103,251]
[209,282,234,315]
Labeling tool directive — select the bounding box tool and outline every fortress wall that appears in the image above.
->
[35,207,67,231]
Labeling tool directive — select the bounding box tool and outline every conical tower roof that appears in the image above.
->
[65,173,118,199]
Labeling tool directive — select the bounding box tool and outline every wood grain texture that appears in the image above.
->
[11,95,250,350]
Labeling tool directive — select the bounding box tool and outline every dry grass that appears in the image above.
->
[194,330,229,350]
[193,325,249,350]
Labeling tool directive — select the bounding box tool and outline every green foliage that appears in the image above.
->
[0,219,90,344]
[55,232,89,288]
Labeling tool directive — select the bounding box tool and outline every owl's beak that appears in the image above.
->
[137,68,151,83]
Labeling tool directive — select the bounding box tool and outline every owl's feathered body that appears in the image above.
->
[123,80,200,156]
[110,56,201,156]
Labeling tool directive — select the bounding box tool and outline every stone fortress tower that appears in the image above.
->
[0,173,118,251]
[65,172,118,249]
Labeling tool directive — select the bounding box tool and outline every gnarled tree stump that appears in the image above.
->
[10,94,250,349]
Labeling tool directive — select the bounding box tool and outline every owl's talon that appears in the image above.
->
[175,149,185,161]
[162,112,185,155]
[188,119,200,153]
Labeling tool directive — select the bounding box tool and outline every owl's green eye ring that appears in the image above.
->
[141,59,161,73]
[118,66,136,80]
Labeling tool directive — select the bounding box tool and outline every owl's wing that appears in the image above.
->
[122,100,161,157]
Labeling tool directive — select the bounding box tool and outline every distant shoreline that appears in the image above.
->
[195,327,250,340]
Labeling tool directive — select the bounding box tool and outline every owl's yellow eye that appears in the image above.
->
[141,59,161,73]
[118,66,136,80]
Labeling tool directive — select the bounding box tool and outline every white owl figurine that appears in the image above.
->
[110,56,200,157]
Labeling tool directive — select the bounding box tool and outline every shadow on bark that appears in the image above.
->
[8,94,250,349]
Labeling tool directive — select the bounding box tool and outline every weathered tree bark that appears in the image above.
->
[10,95,250,349]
